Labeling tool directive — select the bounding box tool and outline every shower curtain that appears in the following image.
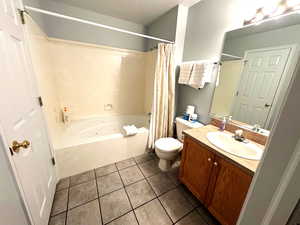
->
[148,43,176,149]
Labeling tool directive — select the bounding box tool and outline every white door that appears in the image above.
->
[232,47,291,128]
[0,1,56,225]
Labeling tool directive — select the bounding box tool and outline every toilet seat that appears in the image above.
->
[155,138,183,152]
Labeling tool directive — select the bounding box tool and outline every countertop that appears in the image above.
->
[183,125,264,175]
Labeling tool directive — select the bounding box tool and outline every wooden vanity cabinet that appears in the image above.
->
[179,136,253,225]
[179,137,215,203]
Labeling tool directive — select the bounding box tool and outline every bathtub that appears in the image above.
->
[54,115,149,178]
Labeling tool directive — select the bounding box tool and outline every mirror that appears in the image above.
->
[210,13,300,133]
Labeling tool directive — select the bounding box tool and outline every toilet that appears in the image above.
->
[155,117,204,171]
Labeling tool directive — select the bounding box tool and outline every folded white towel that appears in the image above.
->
[188,62,214,89]
[178,63,193,84]
[122,125,138,137]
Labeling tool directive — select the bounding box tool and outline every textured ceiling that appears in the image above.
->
[51,0,185,25]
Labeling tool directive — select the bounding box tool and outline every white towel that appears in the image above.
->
[178,63,193,84]
[122,125,138,136]
[188,62,214,89]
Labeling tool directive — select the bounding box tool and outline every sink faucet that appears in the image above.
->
[252,124,261,132]
[223,115,232,123]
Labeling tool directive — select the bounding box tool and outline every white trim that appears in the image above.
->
[24,6,175,44]
[222,53,242,59]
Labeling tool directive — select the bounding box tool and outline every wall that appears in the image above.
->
[48,39,150,119]
[210,60,242,116]
[24,0,147,51]
[224,23,300,57]
[26,15,64,144]
[146,6,178,50]
[177,0,246,124]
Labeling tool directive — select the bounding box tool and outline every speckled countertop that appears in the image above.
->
[183,125,265,175]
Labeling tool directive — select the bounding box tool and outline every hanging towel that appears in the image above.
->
[178,63,193,84]
[188,62,214,89]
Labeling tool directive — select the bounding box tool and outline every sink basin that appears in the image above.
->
[206,132,263,160]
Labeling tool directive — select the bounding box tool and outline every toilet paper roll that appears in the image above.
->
[186,105,195,115]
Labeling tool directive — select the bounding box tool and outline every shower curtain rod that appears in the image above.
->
[221,53,242,59]
[24,6,175,44]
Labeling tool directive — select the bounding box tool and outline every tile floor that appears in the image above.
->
[49,153,220,225]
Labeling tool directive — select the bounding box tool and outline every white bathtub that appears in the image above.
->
[54,115,149,178]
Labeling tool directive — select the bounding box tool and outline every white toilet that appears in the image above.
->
[155,117,204,171]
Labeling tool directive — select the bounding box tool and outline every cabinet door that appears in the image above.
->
[207,156,252,225]
[179,137,215,204]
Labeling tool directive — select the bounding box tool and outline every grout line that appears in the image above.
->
[69,173,96,188]
[103,211,135,225]
[135,164,175,224]
[94,169,104,225]
[116,166,140,225]
[116,163,137,172]
[64,179,70,225]
[116,158,137,171]
[67,197,99,211]
[96,170,118,178]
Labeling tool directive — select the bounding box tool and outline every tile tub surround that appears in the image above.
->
[50,153,220,225]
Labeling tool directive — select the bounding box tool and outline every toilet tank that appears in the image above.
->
[176,117,204,142]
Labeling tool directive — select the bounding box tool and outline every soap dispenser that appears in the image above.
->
[220,117,226,131]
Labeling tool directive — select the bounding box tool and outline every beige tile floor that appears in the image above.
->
[49,153,220,225]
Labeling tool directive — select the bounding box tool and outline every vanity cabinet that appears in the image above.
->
[179,136,252,225]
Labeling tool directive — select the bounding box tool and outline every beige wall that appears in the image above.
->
[48,39,151,119]
[26,16,156,142]
[211,60,243,116]
[26,16,64,143]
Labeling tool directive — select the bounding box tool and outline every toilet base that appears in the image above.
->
[158,159,172,171]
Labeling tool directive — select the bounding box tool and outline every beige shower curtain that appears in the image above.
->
[148,43,176,149]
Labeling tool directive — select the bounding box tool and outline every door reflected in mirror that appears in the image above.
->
[210,13,300,132]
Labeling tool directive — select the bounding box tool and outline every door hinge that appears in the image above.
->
[18,9,26,25]
[38,96,43,107]
[9,147,14,156]
[51,157,56,165]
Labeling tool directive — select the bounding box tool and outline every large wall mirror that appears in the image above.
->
[210,13,300,133]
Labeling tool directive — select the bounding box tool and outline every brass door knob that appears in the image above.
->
[11,140,30,153]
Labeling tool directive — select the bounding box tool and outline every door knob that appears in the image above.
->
[213,162,218,167]
[265,103,271,107]
[11,140,30,153]
[208,158,212,162]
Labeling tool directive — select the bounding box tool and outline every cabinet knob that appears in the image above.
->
[214,162,218,167]
[208,158,212,162]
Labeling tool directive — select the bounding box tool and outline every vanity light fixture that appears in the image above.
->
[244,0,300,25]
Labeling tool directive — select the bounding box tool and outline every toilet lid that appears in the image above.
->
[155,138,183,151]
